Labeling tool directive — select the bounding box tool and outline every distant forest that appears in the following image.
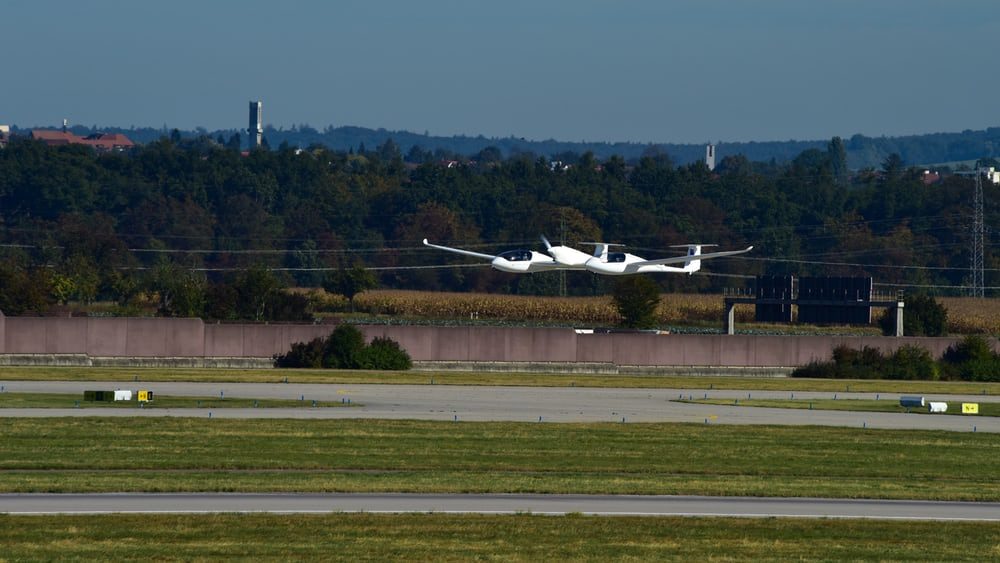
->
[1,130,997,320]
[10,122,1000,170]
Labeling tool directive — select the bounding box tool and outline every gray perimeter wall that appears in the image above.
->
[0,315,981,367]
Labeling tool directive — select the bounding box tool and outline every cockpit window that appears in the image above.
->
[607,252,626,263]
[498,250,532,262]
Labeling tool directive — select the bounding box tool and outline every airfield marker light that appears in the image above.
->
[348,398,351,404]
[254,401,258,408]
[876,394,880,400]
[863,421,867,429]
[703,393,707,399]
[74,400,79,408]
[834,394,838,400]
[454,415,457,422]
[197,400,202,407]
[704,418,709,424]
[209,412,212,418]
[539,416,542,422]
[220,391,224,399]
[791,393,794,400]
[622,417,626,423]
[809,403,813,410]
[284,377,288,384]
[1,385,4,392]
[974,426,977,432]
[300,395,304,401]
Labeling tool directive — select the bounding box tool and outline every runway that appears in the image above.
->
[3,493,999,520]
[0,381,995,432]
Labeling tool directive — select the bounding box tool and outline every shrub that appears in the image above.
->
[883,345,938,380]
[323,325,366,369]
[356,336,412,370]
[273,337,325,368]
[942,335,993,365]
[274,325,411,370]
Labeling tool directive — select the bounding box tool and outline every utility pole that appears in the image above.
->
[971,168,985,297]
[559,218,567,297]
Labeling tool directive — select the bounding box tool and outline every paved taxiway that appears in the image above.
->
[1,381,996,432]
[3,493,999,520]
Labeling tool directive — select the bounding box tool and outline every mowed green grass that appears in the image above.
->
[2,513,999,561]
[682,398,1000,417]
[2,418,998,500]
[0,392,353,409]
[2,365,999,395]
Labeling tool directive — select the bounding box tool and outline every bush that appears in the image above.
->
[883,345,938,380]
[323,325,366,369]
[274,325,411,370]
[941,335,999,381]
[356,336,412,370]
[273,337,325,368]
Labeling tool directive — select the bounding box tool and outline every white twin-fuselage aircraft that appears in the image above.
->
[422,236,752,276]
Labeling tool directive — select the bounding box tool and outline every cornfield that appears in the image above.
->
[318,290,756,325]
[313,290,1000,334]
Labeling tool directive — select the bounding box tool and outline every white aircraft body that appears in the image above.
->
[422,238,581,273]
[423,237,752,275]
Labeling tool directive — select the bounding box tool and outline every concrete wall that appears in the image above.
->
[0,315,987,367]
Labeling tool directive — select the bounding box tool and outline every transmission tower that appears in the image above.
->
[970,168,985,297]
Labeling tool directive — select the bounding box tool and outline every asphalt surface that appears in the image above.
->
[0,381,996,432]
[3,493,999,520]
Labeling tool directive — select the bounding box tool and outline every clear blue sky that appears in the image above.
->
[5,0,998,143]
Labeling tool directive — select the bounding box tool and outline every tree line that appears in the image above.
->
[0,134,995,318]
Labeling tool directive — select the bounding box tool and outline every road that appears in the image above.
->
[3,493,999,520]
[0,381,995,432]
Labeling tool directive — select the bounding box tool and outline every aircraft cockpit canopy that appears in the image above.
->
[498,250,533,262]
[606,252,627,263]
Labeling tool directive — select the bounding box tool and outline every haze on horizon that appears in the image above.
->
[5,0,999,145]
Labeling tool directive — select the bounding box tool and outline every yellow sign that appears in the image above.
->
[138,390,153,403]
[962,403,979,414]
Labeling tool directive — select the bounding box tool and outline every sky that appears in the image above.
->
[5,0,999,144]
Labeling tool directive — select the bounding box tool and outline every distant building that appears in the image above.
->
[248,100,263,149]
[986,167,1000,185]
[30,129,134,152]
[705,144,716,171]
[0,125,10,149]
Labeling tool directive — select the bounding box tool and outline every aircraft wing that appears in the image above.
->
[635,246,754,266]
[423,239,497,261]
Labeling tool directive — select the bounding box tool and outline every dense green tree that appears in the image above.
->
[323,265,377,311]
[612,276,661,329]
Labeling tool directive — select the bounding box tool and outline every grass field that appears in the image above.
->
[2,513,999,561]
[2,366,999,395]
[680,398,1000,416]
[0,393,354,409]
[2,418,998,500]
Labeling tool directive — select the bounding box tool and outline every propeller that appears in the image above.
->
[540,235,553,251]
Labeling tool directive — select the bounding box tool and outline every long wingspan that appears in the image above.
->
[635,246,754,266]
[422,239,497,261]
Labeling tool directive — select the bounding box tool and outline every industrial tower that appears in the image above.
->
[248,100,263,149]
